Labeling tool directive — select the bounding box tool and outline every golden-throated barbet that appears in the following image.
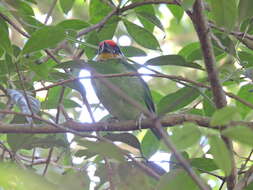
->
[91,40,161,140]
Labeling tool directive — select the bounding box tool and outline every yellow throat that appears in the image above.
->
[95,53,121,61]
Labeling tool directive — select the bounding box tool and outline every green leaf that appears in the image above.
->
[4,54,16,73]
[7,134,33,152]
[190,158,218,172]
[210,0,237,30]
[123,19,160,50]
[54,60,85,69]
[89,0,112,24]
[170,123,201,150]
[120,46,146,57]
[58,169,90,190]
[22,25,65,54]
[15,1,34,16]
[245,181,253,190]
[0,162,57,190]
[104,133,141,151]
[151,90,163,104]
[145,55,203,69]
[83,32,99,59]
[169,151,189,170]
[7,134,68,152]
[181,0,195,10]
[222,126,253,146]
[28,60,56,79]
[212,32,236,55]
[210,106,241,126]
[238,0,253,24]
[236,84,253,118]
[0,18,13,55]
[19,15,44,34]
[42,98,81,109]
[41,86,79,109]
[141,130,160,158]
[75,149,97,159]
[60,0,75,14]
[209,135,232,176]
[136,11,164,31]
[117,163,154,190]
[98,18,118,41]
[77,140,124,162]
[57,19,89,30]
[168,4,184,23]
[178,42,200,61]
[203,91,216,117]
[157,87,200,115]
[135,5,156,32]
[238,51,253,68]
[157,169,201,190]
[65,79,86,103]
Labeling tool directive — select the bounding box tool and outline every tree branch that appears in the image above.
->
[191,1,236,189]
[234,165,253,190]
[191,0,226,109]
[0,112,253,133]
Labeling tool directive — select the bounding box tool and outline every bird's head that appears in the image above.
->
[94,40,123,61]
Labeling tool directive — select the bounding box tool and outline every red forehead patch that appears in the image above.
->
[99,40,117,47]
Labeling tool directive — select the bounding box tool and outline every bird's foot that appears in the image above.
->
[136,113,145,131]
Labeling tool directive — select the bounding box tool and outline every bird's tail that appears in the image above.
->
[151,128,162,140]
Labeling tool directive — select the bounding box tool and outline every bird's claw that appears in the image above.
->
[136,113,145,132]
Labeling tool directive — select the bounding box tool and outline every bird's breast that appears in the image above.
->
[96,53,121,61]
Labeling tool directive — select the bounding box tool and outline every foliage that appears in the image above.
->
[0,0,252,190]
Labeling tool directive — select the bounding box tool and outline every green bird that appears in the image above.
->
[90,40,161,139]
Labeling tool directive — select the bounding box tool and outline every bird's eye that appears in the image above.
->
[98,43,105,53]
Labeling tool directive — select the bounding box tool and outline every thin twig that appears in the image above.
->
[14,61,35,121]
[42,148,53,176]
[239,149,253,174]
[0,141,13,159]
[234,165,253,190]
[77,0,178,37]
[126,154,160,180]
[43,87,65,176]
[219,179,226,190]
[32,72,253,110]
[44,0,57,24]
[209,23,253,41]
[104,157,116,190]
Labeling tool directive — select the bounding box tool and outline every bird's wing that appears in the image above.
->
[121,59,156,113]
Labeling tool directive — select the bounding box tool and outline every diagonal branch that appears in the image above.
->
[77,0,179,37]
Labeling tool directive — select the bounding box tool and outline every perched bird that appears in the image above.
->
[90,40,161,139]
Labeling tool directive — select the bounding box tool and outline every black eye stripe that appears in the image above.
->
[98,42,122,55]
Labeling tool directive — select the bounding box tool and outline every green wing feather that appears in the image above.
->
[121,60,156,113]
[90,58,161,139]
